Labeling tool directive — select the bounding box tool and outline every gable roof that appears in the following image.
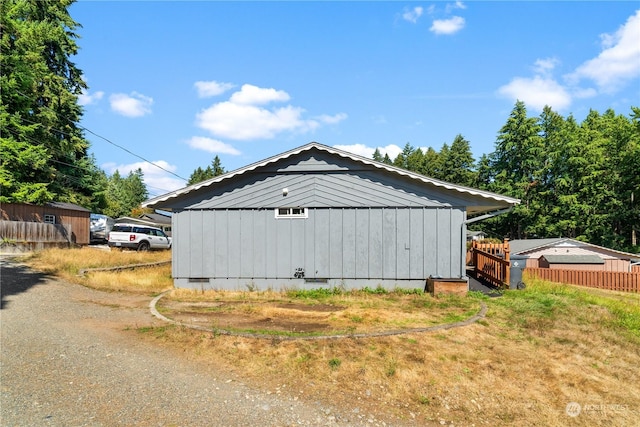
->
[511,238,640,261]
[143,142,520,213]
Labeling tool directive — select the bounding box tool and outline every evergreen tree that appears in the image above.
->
[187,155,226,185]
[422,147,441,178]
[488,101,544,239]
[440,134,476,186]
[103,169,148,218]
[372,148,383,162]
[393,143,415,170]
[0,0,102,207]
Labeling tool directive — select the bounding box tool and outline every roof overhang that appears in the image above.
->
[143,142,520,214]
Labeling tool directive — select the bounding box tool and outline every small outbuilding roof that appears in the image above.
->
[510,238,640,261]
[46,201,90,212]
[143,142,520,214]
[539,254,605,264]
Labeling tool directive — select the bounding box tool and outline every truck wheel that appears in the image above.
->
[137,241,150,251]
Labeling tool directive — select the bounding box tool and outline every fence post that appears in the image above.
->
[503,238,510,288]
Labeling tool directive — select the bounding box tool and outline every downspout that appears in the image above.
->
[630,260,640,273]
[464,207,514,225]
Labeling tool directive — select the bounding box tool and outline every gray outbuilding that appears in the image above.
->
[143,142,519,291]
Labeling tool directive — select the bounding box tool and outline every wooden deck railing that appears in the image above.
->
[471,239,510,288]
[525,268,640,293]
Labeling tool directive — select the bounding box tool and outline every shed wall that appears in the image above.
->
[0,203,90,245]
[173,207,464,290]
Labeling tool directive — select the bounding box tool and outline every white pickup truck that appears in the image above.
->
[107,223,172,251]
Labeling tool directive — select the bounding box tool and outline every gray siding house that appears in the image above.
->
[143,143,519,291]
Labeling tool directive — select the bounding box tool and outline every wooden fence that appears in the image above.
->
[525,268,640,293]
[1,220,71,244]
[471,239,511,288]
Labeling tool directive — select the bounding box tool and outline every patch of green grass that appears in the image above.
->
[328,358,341,369]
[286,287,345,300]
[493,277,640,341]
[136,325,172,338]
[385,358,398,377]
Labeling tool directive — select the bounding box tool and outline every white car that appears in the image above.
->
[108,223,172,251]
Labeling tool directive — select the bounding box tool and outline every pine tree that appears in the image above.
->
[187,156,226,185]
[1,0,102,207]
[488,101,544,239]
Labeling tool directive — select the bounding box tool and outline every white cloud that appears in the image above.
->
[185,136,241,155]
[103,160,184,193]
[196,84,346,141]
[315,113,348,124]
[109,92,153,117]
[229,84,291,105]
[78,90,104,106]
[430,16,465,35]
[568,9,640,93]
[446,1,467,13]
[194,80,235,98]
[497,10,640,112]
[402,6,423,24]
[533,57,559,76]
[197,102,314,140]
[498,76,572,111]
[333,144,403,161]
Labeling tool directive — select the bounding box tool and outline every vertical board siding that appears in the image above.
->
[396,208,410,279]
[437,209,452,276]
[290,217,305,276]
[215,210,229,276]
[368,209,383,278]
[382,209,396,279]
[409,209,425,279]
[240,212,254,278]
[253,210,267,278]
[174,207,464,282]
[355,209,370,278]
[329,209,343,278]
[190,210,204,277]
[314,209,330,278]
[342,209,356,278]
[275,216,290,277]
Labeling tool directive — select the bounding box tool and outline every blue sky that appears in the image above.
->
[70,1,640,198]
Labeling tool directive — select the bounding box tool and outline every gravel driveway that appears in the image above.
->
[0,258,402,427]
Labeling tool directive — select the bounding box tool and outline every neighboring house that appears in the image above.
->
[467,230,487,241]
[510,238,640,272]
[0,202,90,246]
[115,212,172,236]
[143,142,519,291]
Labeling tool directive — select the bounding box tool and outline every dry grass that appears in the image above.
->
[23,247,172,293]
[20,249,640,426]
[161,288,481,336]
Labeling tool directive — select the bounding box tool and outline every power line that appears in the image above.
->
[14,90,189,183]
[5,123,179,195]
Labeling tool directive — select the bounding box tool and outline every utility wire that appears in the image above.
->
[4,123,178,195]
[14,90,189,183]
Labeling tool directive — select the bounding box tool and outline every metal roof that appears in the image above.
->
[143,142,520,211]
[511,238,640,261]
[46,201,90,212]
[540,254,605,264]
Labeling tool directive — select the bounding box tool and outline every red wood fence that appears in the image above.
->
[525,268,640,293]
[471,239,511,288]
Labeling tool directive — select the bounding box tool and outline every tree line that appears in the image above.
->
[1,1,638,252]
[373,102,639,253]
